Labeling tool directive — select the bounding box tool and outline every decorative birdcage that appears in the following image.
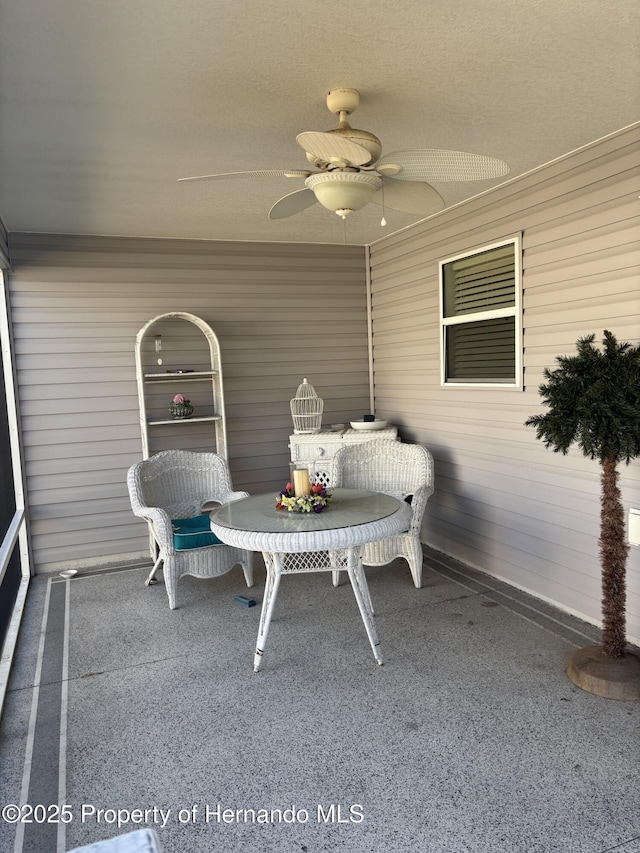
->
[290,378,323,434]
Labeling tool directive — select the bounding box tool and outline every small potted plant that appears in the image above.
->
[169,393,193,419]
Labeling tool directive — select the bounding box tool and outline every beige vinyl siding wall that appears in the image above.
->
[368,124,640,645]
[7,236,368,573]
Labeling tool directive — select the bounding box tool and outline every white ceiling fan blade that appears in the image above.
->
[296,131,372,167]
[371,178,445,215]
[269,188,318,220]
[378,150,510,183]
[178,169,311,183]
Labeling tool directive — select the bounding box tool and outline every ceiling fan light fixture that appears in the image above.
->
[305,171,382,217]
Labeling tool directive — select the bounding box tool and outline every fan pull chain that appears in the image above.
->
[380,180,387,227]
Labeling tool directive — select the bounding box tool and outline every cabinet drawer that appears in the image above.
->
[290,441,343,463]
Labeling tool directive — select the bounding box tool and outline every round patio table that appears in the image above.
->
[210,488,412,671]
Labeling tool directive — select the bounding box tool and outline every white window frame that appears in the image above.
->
[439,234,523,389]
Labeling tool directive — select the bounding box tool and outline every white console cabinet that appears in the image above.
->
[289,427,398,487]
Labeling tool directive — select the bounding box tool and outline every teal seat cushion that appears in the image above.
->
[171,515,223,550]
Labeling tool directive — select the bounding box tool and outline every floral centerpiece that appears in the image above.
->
[276,482,331,513]
[169,393,194,419]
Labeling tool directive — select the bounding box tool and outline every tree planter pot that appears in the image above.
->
[566,645,640,701]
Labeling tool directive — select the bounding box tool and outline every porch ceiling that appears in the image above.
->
[0,0,638,246]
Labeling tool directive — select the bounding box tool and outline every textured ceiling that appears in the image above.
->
[1,0,638,246]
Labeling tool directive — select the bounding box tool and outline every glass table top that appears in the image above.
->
[210,488,402,534]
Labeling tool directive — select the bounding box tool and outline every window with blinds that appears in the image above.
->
[439,236,522,387]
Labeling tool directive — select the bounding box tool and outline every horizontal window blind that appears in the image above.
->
[445,317,516,382]
[443,244,515,317]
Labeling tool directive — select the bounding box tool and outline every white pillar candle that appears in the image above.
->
[293,468,311,497]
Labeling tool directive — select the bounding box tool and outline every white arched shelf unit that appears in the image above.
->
[135,312,227,460]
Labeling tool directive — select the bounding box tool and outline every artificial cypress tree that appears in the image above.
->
[526,331,640,696]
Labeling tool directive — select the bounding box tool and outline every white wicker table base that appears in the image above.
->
[256,546,378,671]
[209,489,412,671]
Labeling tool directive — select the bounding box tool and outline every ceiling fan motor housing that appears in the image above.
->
[327,125,382,165]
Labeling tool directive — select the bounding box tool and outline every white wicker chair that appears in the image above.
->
[65,828,162,852]
[329,440,434,588]
[127,450,253,610]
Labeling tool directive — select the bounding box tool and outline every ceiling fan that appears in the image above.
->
[178,88,510,222]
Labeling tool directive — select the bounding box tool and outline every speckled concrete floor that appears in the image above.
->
[1,550,639,853]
